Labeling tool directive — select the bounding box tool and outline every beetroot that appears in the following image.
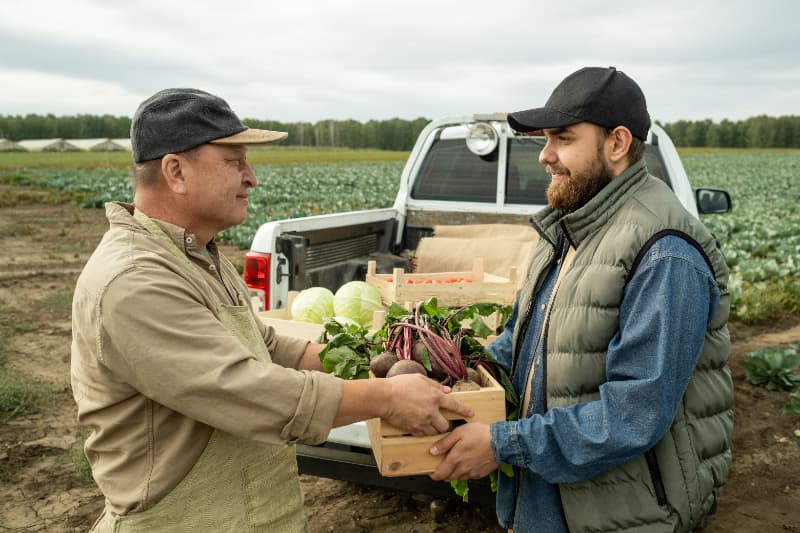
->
[451,380,481,392]
[385,359,427,378]
[411,340,447,378]
[370,351,398,378]
[465,367,483,386]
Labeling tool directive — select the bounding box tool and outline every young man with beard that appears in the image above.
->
[428,67,733,532]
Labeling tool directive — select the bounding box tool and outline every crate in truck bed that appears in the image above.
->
[366,365,505,476]
[365,258,517,307]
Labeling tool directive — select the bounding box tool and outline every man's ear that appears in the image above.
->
[161,154,188,194]
[607,126,633,164]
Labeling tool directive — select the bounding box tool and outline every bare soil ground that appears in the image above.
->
[1,188,798,532]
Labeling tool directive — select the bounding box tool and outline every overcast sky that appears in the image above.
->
[1,0,797,125]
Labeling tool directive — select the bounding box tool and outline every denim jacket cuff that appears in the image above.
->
[491,420,528,466]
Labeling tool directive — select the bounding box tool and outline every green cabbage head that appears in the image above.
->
[291,287,335,323]
[333,281,383,327]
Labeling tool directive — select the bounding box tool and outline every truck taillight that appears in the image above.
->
[243,252,271,311]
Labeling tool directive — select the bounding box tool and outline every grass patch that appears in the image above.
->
[7,322,40,335]
[0,330,8,365]
[51,243,93,255]
[0,184,90,207]
[0,368,53,423]
[0,222,36,238]
[0,329,58,423]
[70,426,95,486]
[0,151,133,170]
[33,289,74,311]
[246,146,409,164]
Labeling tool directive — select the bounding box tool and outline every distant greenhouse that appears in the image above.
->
[111,138,132,151]
[0,138,25,151]
[10,138,134,153]
[17,138,81,152]
[68,138,127,151]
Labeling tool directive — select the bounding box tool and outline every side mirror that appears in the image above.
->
[695,188,732,214]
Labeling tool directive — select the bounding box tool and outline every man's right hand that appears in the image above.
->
[333,374,474,435]
[381,374,474,436]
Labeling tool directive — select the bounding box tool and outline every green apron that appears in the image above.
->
[91,210,307,532]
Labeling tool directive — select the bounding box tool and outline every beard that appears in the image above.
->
[546,147,613,212]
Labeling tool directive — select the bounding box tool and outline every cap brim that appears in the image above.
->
[210,128,288,145]
[507,107,582,133]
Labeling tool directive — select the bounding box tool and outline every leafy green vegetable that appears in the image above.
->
[317,297,520,425]
[688,151,800,323]
[320,346,369,380]
[333,281,383,327]
[316,318,380,380]
[291,286,335,324]
[450,479,469,502]
[785,389,800,415]
[739,344,800,391]
[373,298,517,502]
[450,464,515,502]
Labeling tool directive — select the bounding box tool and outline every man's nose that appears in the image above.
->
[243,164,257,187]
[538,142,556,165]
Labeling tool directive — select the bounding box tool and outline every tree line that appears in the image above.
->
[2,113,800,149]
[659,115,800,148]
[0,114,430,151]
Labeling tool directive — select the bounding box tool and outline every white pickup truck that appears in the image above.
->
[242,113,731,503]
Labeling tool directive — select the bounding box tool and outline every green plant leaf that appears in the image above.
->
[450,479,469,502]
[740,344,800,392]
[785,389,800,415]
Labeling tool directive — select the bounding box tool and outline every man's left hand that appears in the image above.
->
[429,422,499,481]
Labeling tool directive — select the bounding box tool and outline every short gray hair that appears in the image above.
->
[130,147,201,190]
[131,159,162,190]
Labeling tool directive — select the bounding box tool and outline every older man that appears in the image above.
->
[71,88,472,532]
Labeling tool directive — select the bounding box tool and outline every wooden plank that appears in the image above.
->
[258,315,323,341]
[367,365,506,476]
[366,259,518,307]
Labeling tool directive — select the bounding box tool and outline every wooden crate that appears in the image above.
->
[365,258,517,307]
[258,313,324,342]
[366,365,506,476]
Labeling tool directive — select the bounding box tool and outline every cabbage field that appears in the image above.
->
[1,149,798,324]
[681,150,800,322]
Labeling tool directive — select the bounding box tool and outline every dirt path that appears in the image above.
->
[1,192,798,532]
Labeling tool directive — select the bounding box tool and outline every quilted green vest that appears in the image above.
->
[513,160,733,532]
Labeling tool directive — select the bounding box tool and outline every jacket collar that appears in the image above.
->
[530,159,650,248]
[106,202,218,258]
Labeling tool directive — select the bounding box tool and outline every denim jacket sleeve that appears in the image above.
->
[490,235,721,483]
[487,299,519,373]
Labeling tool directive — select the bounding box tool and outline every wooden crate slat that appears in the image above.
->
[366,366,506,476]
[366,259,517,307]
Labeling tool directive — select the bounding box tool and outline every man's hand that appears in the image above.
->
[382,374,474,436]
[429,422,499,481]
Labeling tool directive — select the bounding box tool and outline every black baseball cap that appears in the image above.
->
[507,66,651,141]
[131,88,288,163]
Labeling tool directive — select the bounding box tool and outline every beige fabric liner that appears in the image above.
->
[414,224,539,290]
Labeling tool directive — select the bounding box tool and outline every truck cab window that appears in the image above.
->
[411,138,498,202]
[506,137,550,205]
